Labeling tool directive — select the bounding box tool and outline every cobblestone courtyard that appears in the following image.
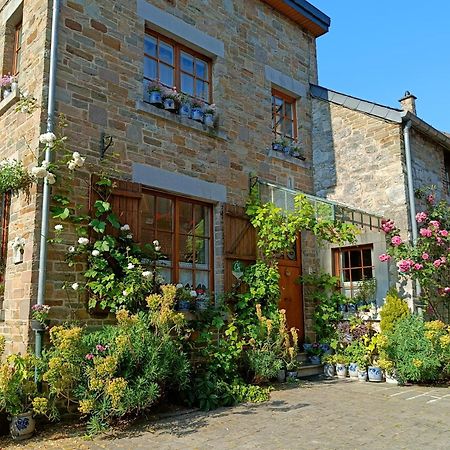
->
[2,379,449,450]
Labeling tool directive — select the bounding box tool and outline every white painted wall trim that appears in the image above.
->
[132,163,227,203]
[137,0,225,59]
[265,66,307,98]
[1,0,22,22]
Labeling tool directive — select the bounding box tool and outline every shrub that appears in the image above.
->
[246,349,282,383]
[380,288,410,333]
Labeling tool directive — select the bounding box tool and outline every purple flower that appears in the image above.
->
[85,353,94,360]
[96,344,106,352]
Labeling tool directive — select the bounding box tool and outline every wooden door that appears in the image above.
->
[278,237,304,341]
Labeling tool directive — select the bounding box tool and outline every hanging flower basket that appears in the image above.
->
[0,160,34,197]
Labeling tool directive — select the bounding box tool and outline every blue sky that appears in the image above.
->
[311,1,450,132]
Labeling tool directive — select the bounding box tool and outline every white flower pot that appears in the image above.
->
[348,362,359,379]
[368,366,383,382]
[358,369,368,382]
[336,363,348,378]
[323,363,335,378]
[10,412,35,441]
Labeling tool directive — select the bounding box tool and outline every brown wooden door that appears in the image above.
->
[278,237,304,341]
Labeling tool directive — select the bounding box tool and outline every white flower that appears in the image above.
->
[120,224,130,231]
[39,132,57,147]
[31,166,48,179]
[142,271,152,278]
[78,237,89,245]
[190,290,198,297]
[41,161,50,169]
[176,283,184,289]
[91,250,100,256]
[126,234,133,239]
[122,290,128,296]
[152,240,160,247]
[71,282,79,291]
[127,263,135,270]
[154,246,161,252]
[68,246,75,253]
[74,156,85,168]
[67,160,77,170]
[54,224,63,231]
[45,173,56,185]
[72,152,80,159]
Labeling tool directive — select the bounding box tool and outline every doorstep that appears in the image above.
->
[297,363,324,378]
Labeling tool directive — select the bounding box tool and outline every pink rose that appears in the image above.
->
[381,219,395,233]
[415,212,428,223]
[427,194,435,204]
[414,263,423,270]
[433,259,442,268]
[85,353,94,360]
[96,344,106,352]
[429,220,440,229]
[397,259,413,272]
[391,236,402,246]
[444,287,450,294]
[440,230,449,237]
[378,253,391,262]
[422,252,429,260]
[420,228,432,238]
[441,257,447,263]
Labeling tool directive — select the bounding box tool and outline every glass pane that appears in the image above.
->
[351,268,363,282]
[274,115,283,135]
[196,80,208,100]
[141,194,155,228]
[285,102,293,120]
[158,267,172,284]
[181,52,194,73]
[181,73,194,96]
[179,270,193,289]
[343,252,350,269]
[179,234,194,264]
[144,57,157,79]
[194,238,209,267]
[160,64,174,87]
[195,59,208,80]
[363,268,373,279]
[343,269,351,282]
[156,231,173,261]
[362,249,372,267]
[159,41,173,64]
[282,117,293,138]
[179,202,194,234]
[144,35,157,56]
[350,250,362,268]
[156,197,173,231]
[273,96,283,112]
[195,271,209,291]
[194,204,209,237]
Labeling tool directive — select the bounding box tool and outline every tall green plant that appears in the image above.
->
[380,288,410,333]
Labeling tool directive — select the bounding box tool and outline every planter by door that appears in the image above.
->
[179,103,191,118]
[191,108,204,122]
[323,363,335,378]
[286,371,298,379]
[149,91,162,105]
[336,363,348,378]
[177,300,190,312]
[9,412,35,441]
[357,369,367,382]
[163,98,176,111]
[348,363,359,379]
[368,366,383,382]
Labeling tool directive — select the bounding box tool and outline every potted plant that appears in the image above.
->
[334,353,349,378]
[203,104,216,127]
[147,80,163,105]
[195,284,210,311]
[365,335,383,382]
[162,86,178,111]
[1,74,14,98]
[272,138,289,153]
[306,342,323,365]
[191,98,205,122]
[378,356,398,385]
[356,355,368,382]
[322,354,335,378]
[30,304,50,331]
[344,340,366,380]
[288,143,305,160]
[177,93,192,117]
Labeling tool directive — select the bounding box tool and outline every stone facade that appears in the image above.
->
[0,0,326,352]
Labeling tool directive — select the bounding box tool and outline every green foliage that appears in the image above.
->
[245,349,282,383]
[353,278,377,306]
[383,315,450,383]
[0,159,34,197]
[380,288,410,333]
[344,340,368,368]
[299,272,345,342]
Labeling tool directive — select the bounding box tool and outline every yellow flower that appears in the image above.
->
[78,399,95,415]
[94,355,118,377]
[0,335,5,356]
[412,359,423,368]
[425,320,446,331]
[440,335,450,347]
[88,377,104,391]
[425,331,435,340]
[32,397,48,415]
[255,304,262,323]
[106,377,127,408]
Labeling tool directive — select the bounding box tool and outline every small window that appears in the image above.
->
[444,153,450,196]
[333,245,374,299]
[2,4,23,81]
[144,29,212,103]
[272,89,297,143]
[12,22,23,76]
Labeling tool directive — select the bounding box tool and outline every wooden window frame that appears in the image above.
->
[141,188,214,292]
[12,21,22,76]
[333,244,374,299]
[272,88,298,142]
[144,28,213,103]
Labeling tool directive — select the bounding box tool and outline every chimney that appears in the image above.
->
[399,91,417,115]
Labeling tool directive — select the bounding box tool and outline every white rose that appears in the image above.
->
[78,237,89,245]
[190,290,198,297]
[75,157,85,167]
[67,160,76,170]
[72,152,80,159]
[176,283,184,289]
[120,224,130,231]
[46,173,56,185]
[54,224,63,231]
[152,240,160,247]
[71,282,79,290]
[31,166,48,179]
[127,263,135,270]
[39,132,57,146]
[142,271,151,278]
[122,290,128,296]
[126,234,133,239]
[68,246,75,253]
[92,250,100,256]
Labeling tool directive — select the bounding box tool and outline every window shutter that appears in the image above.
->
[90,176,142,241]
[223,204,256,292]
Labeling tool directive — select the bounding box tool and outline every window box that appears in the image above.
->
[0,86,19,115]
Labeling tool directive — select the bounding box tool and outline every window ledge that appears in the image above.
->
[268,148,311,169]
[136,100,228,141]
[0,88,19,115]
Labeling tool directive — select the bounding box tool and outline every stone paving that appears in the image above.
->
[2,379,449,450]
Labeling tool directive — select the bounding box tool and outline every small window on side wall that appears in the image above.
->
[143,29,212,104]
[444,153,450,196]
[2,4,23,78]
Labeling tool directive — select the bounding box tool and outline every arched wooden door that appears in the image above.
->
[278,237,304,342]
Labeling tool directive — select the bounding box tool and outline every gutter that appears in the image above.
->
[35,0,60,361]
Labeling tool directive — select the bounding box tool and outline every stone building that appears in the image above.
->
[0,0,332,354]
[312,84,450,308]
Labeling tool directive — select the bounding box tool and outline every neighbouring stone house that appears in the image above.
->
[312,84,450,309]
[0,0,333,354]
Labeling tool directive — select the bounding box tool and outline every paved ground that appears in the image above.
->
[2,378,449,450]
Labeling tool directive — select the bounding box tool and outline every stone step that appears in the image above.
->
[297,363,323,378]
[297,352,309,363]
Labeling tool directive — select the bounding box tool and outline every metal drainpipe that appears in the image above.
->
[35,0,60,361]
[403,119,422,312]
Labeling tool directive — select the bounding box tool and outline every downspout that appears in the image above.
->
[35,0,60,361]
[403,119,422,312]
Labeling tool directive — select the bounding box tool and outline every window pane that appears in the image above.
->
[285,102,293,121]
[179,202,194,234]
[160,64,174,87]
[351,268,363,282]
[141,194,155,228]
[196,79,208,100]
[144,35,157,56]
[350,250,362,268]
[194,204,209,237]
[343,251,350,269]
[195,271,209,290]
[343,269,351,282]
[181,73,194,96]
[179,234,194,264]
[156,231,173,261]
[363,268,373,279]
[156,197,173,231]
[362,249,372,267]
[194,238,209,267]
[159,41,173,64]
[282,116,293,137]
[144,57,157,80]
[158,267,172,284]
[195,59,207,80]
[179,270,193,288]
[181,52,194,73]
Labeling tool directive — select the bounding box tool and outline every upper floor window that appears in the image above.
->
[12,21,22,76]
[272,89,297,143]
[444,152,450,196]
[144,29,212,103]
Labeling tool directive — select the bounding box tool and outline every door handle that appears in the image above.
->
[285,269,291,276]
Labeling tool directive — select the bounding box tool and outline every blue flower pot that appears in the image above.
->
[358,369,367,382]
[149,91,162,105]
[163,98,176,110]
[368,366,383,382]
[204,113,215,127]
[177,299,190,311]
[303,343,313,352]
[309,355,321,365]
[179,103,191,117]
[336,363,348,378]
[192,108,203,122]
[323,363,335,378]
[348,363,359,379]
